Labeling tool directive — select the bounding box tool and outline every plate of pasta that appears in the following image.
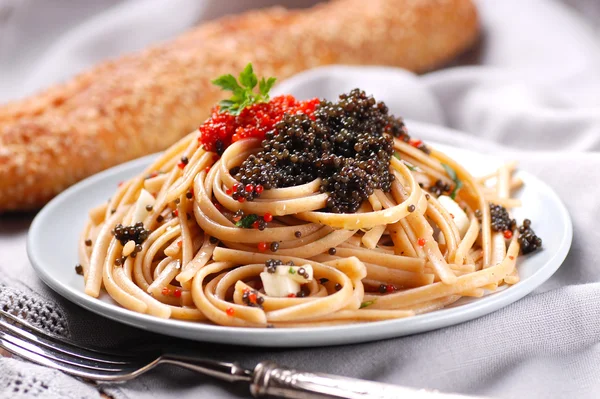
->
[27,65,571,347]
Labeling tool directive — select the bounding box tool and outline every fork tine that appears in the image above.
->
[0,326,127,372]
[0,308,140,358]
[0,330,137,381]
[0,309,142,364]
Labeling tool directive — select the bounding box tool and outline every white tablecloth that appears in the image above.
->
[1,0,600,398]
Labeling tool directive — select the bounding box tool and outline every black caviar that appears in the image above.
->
[518,219,542,254]
[489,203,516,232]
[297,267,310,279]
[242,288,263,308]
[265,259,284,273]
[75,264,83,275]
[430,180,451,197]
[112,222,151,246]
[235,89,410,213]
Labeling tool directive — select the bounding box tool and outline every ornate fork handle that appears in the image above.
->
[250,361,473,399]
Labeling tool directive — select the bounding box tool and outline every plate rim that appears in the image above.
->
[27,143,573,347]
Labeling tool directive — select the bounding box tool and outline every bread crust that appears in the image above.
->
[0,0,478,211]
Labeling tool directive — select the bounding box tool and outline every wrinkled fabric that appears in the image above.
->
[1,0,599,398]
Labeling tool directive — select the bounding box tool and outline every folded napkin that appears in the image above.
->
[1,0,600,398]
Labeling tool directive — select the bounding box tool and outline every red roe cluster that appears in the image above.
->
[198,95,320,154]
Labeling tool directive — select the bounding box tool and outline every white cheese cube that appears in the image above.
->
[132,189,155,223]
[275,264,314,284]
[260,272,301,297]
[438,195,469,238]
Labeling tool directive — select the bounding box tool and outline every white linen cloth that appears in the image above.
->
[1,0,600,398]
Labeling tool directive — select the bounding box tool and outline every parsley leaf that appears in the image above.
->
[404,162,418,171]
[235,214,258,228]
[441,163,463,200]
[360,300,376,309]
[212,63,276,115]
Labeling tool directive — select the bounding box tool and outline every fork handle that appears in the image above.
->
[250,361,480,399]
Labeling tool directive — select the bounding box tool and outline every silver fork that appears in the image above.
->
[0,309,475,399]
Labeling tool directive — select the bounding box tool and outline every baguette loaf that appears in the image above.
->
[0,0,479,212]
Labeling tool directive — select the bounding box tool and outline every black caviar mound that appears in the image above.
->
[112,222,151,246]
[518,219,542,254]
[236,89,409,213]
[489,203,517,232]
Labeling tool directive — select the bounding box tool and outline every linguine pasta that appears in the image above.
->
[78,67,541,328]
[78,133,529,328]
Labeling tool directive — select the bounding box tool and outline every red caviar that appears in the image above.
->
[255,185,264,194]
[177,162,186,169]
[173,209,179,217]
[226,188,233,195]
[287,293,296,298]
[417,238,426,246]
[410,139,423,148]
[173,289,182,298]
[258,242,268,252]
[263,212,273,223]
[226,307,235,316]
[161,287,170,296]
[503,230,513,239]
[198,95,320,153]
[245,184,254,193]
[386,284,396,293]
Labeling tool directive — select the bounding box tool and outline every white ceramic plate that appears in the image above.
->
[27,141,572,347]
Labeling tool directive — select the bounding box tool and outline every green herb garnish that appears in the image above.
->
[212,63,276,115]
[289,267,296,274]
[235,214,259,228]
[360,300,376,309]
[404,162,418,172]
[442,163,463,200]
